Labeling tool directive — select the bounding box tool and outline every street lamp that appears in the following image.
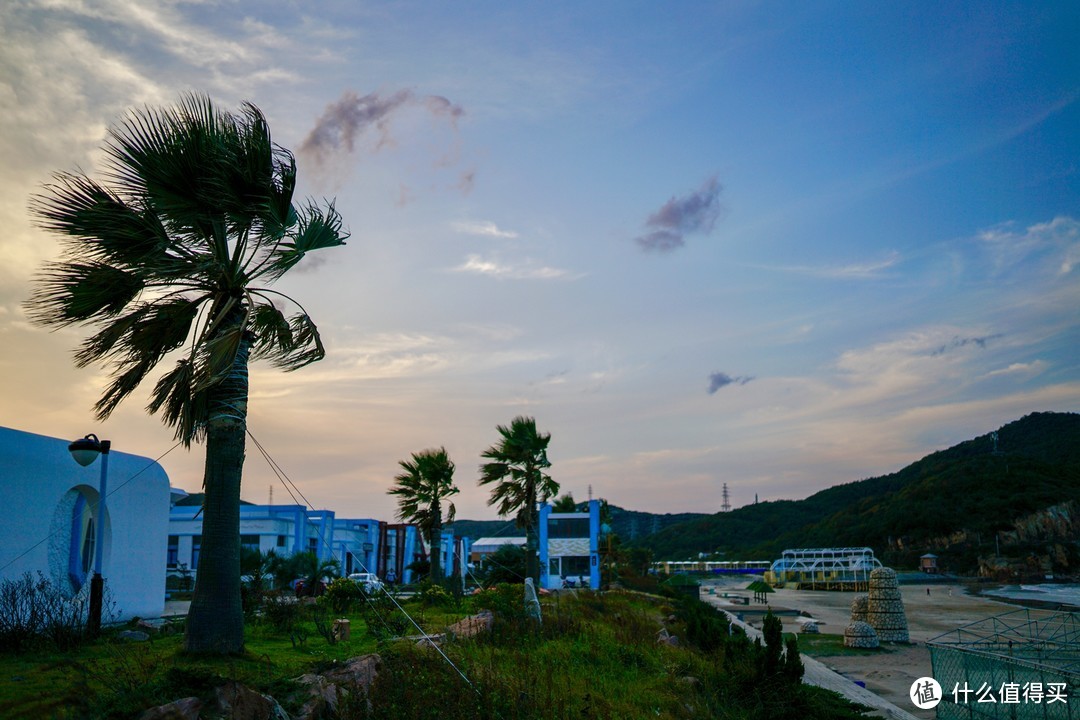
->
[68,433,110,637]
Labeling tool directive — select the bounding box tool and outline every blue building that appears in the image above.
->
[538,499,601,590]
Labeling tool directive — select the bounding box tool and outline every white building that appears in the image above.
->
[0,426,170,620]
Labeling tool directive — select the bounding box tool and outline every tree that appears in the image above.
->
[552,493,578,512]
[26,95,347,653]
[478,416,557,584]
[388,447,459,583]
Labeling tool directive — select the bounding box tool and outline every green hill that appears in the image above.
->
[638,412,1080,575]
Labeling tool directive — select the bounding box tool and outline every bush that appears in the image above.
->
[417,581,453,608]
[0,572,116,652]
[323,577,362,614]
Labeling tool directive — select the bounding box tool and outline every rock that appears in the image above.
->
[138,697,202,720]
[444,610,494,640]
[656,629,679,647]
[214,681,290,720]
[118,630,150,642]
[292,654,381,720]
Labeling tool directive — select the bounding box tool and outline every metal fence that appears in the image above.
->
[928,610,1079,719]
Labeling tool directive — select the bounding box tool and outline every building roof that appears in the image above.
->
[472,537,526,548]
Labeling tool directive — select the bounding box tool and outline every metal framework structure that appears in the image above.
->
[765,547,882,590]
[927,609,1080,719]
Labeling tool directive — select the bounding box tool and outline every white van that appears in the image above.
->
[347,572,384,593]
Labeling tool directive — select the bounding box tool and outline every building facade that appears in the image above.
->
[0,426,170,620]
[538,499,601,590]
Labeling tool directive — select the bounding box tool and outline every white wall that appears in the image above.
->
[0,426,170,620]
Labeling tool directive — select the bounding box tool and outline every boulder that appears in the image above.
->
[213,681,291,720]
[292,654,381,720]
[138,697,202,720]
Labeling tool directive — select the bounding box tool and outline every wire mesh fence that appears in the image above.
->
[928,610,1079,719]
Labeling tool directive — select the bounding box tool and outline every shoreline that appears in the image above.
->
[700,577,1066,720]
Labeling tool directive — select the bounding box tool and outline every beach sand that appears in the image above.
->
[701,579,1060,720]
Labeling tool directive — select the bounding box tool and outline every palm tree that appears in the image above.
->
[25,95,347,653]
[478,416,557,584]
[552,493,578,512]
[388,447,458,582]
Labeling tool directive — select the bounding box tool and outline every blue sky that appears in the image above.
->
[1,1,1077,521]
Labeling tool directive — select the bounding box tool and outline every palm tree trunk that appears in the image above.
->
[430,520,442,583]
[184,325,251,654]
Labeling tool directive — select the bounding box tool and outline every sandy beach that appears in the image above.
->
[701,578,1062,720]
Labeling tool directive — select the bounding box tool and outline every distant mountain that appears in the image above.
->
[449,505,708,542]
[638,412,1080,575]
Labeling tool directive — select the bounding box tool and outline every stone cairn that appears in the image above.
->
[843,594,879,648]
[843,621,879,649]
[850,594,869,623]
[865,567,909,643]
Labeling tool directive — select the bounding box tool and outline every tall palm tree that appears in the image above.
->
[388,447,458,582]
[478,416,557,584]
[25,95,347,653]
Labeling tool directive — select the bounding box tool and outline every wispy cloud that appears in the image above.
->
[635,176,723,252]
[976,215,1080,278]
[930,334,1003,357]
[751,251,901,279]
[451,254,576,280]
[707,372,754,394]
[451,220,518,239]
[299,88,464,186]
[985,361,1048,379]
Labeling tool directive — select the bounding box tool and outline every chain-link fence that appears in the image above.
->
[928,609,1079,719]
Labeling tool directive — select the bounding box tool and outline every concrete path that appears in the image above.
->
[702,595,919,720]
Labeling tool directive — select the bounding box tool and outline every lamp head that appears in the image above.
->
[69,434,102,467]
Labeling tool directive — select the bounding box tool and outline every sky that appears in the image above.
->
[1,1,1078,523]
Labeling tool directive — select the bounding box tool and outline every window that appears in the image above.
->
[240,534,260,552]
[549,558,560,576]
[547,517,590,539]
[277,534,286,548]
[308,537,318,554]
[167,535,179,567]
[191,535,202,570]
[560,556,591,577]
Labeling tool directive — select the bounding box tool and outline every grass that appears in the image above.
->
[793,632,897,657]
[0,588,872,719]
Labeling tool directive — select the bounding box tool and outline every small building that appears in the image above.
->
[168,499,341,587]
[766,547,882,590]
[0,426,170,620]
[333,518,381,576]
[538,499,601,590]
[470,536,527,567]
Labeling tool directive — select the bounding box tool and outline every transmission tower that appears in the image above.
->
[721,482,731,512]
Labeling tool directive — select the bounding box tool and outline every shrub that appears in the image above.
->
[323,577,362,614]
[417,581,453,608]
[0,572,116,652]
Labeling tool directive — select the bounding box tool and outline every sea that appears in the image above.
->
[981,583,1080,608]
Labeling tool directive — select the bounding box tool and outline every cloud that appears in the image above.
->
[985,361,1048,379]
[930,334,1003,357]
[451,254,576,280]
[452,220,519,239]
[707,372,754,394]
[976,215,1080,278]
[635,176,723,252]
[752,251,901,279]
[299,88,465,184]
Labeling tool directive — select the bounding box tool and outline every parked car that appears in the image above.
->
[293,577,327,597]
[347,572,384,593]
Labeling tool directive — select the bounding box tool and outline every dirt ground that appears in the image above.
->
[703,580,1056,720]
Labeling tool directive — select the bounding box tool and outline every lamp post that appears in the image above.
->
[68,433,110,637]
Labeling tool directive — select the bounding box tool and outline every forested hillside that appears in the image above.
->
[638,412,1080,575]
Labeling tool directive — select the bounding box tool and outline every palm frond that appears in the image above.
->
[260,201,348,281]
[73,305,151,367]
[25,262,144,327]
[94,355,157,419]
[147,357,208,445]
[270,313,326,371]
